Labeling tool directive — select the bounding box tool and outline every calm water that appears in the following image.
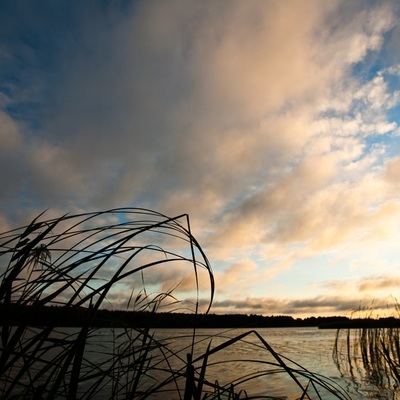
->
[3,326,400,399]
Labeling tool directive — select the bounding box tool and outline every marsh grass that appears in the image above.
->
[333,320,400,396]
[0,208,350,399]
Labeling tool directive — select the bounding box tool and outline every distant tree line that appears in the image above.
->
[1,304,399,329]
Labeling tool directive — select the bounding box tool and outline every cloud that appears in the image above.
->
[200,294,396,317]
[0,109,29,229]
[213,260,271,297]
[1,1,400,316]
[384,156,400,183]
[358,275,400,292]
[3,1,396,217]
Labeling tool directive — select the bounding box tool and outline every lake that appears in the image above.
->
[82,326,400,399]
[2,326,399,399]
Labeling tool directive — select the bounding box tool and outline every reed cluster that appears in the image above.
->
[0,208,351,399]
[333,320,400,395]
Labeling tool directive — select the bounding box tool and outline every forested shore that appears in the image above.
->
[2,304,399,329]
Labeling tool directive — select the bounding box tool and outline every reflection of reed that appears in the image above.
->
[333,326,400,396]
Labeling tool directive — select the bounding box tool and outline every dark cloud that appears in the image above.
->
[358,275,400,292]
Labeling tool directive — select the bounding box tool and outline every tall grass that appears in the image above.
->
[333,319,400,396]
[0,208,351,399]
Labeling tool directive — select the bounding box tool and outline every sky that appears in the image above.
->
[2,0,400,318]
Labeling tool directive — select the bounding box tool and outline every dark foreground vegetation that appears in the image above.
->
[0,208,385,399]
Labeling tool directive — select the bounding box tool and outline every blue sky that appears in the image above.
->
[2,0,400,317]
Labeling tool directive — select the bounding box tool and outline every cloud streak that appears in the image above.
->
[200,294,396,317]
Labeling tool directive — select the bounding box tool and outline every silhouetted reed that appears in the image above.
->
[0,208,351,399]
[333,314,400,396]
